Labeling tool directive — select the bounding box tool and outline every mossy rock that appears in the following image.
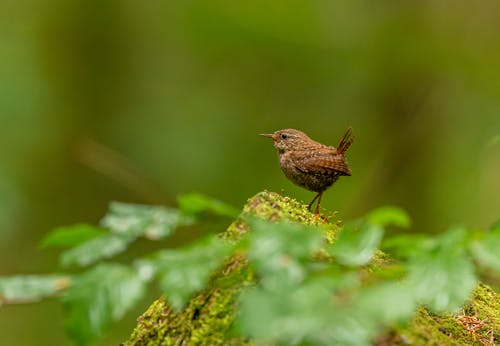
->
[123,191,499,346]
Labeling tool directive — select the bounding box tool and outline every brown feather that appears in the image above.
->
[337,126,354,155]
[296,152,352,176]
[261,127,354,211]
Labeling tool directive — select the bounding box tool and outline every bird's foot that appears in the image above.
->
[312,212,329,223]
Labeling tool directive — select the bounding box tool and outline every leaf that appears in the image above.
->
[60,234,131,268]
[470,226,500,271]
[177,193,240,218]
[366,206,411,228]
[0,275,71,304]
[322,282,413,346]
[40,224,105,248]
[381,234,430,259]
[238,276,379,346]
[102,202,187,240]
[320,282,413,346]
[62,263,146,345]
[60,202,188,268]
[329,222,384,267]
[407,226,477,312]
[238,277,339,345]
[247,220,325,288]
[152,235,233,310]
[356,281,416,325]
[133,259,156,283]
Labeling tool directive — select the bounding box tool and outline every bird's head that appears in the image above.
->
[259,129,310,153]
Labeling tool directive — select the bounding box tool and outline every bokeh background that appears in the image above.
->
[1,1,499,345]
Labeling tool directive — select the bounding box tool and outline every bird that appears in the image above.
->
[260,127,353,215]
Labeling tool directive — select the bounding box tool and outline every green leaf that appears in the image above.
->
[152,235,233,310]
[239,276,381,346]
[60,202,188,268]
[62,263,146,345]
[356,281,416,325]
[470,226,500,271]
[238,277,339,345]
[60,234,131,268]
[407,226,477,312]
[102,202,187,240]
[315,282,415,346]
[366,206,411,228]
[40,224,105,248]
[381,234,429,259]
[329,222,384,267]
[247,220,324,288]
[325,312,375,346]
[177,192,240,218]
[0,275,71,304]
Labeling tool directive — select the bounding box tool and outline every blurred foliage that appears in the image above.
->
[62,263,146,345]
[146,235,232,311]
[1,1,500,344]
[40,224,106,249]
[1,194,499,345]
[59,203,190,268]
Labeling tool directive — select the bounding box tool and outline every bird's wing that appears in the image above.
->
[295,152,352,176]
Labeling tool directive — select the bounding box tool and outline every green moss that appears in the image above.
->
[402,308,470,346]
[399,284,500,346]
[223,190,334,242]
[467,284,500,343]
[124,254,251,346]
[124,191,332,346]
[124,191,499,346]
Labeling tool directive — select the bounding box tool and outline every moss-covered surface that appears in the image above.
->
[123,191,499,346]
[123,191,338,346]
[222,190,334,242]
[394,284,499,346]
[123,252,251,346]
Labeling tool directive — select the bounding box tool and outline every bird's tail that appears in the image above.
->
[337,127,354,154]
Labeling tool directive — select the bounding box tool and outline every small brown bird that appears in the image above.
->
[260,127,353,214]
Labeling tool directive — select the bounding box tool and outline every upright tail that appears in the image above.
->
[337,126,354,155]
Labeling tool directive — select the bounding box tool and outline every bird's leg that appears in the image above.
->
[314,192,323,215]
[307,193,320,211]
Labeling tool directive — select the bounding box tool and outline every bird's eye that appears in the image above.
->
[281,134,288,140]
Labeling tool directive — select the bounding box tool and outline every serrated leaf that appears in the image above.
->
[329,222,384,267]
[407,227,477,312]
[356,281,416,325]
[323,282,413,346]
[381,234,429,259]
[366,206,411,228]
[59,203,186,268]
[325,313,375,346]
[152,235,233,310]
[62,263,146,345]
[133,259,156,283]
[247,220,324,288]
[177,192,240,218]
[238,277,338,345]
[0,275,71,304]
[40,224,105,248]
[102,202,187,240]
[60,234,131,268]
[238,276,378,346]
[470,227,500,271]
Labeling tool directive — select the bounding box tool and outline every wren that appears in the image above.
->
[260,127,353,214]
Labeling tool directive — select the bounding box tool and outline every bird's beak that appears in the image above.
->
[259,133,274,140]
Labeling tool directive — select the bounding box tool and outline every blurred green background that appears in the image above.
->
[1,1,499,344]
